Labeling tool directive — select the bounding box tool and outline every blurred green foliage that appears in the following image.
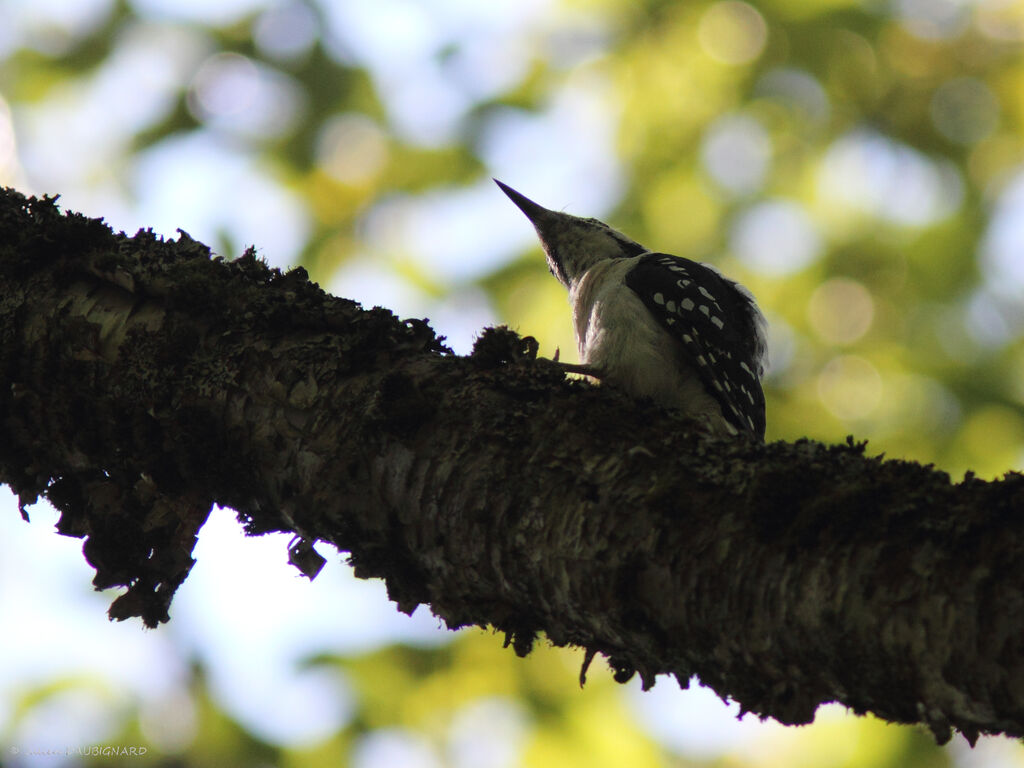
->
[4,632,955,767]
[3,0,1024,764]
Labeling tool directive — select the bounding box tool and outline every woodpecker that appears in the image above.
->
[496,180,767,438]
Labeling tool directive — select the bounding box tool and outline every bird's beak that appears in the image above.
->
[494,179,573,286]
[494,179,554,227]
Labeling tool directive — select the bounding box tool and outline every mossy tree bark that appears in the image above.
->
[2,187,1023,745]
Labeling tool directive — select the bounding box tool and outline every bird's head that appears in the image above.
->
[495,180,648,287]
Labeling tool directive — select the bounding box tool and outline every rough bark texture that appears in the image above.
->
[2,187,1023,745]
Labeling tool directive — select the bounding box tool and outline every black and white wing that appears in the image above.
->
[625,253,767,438]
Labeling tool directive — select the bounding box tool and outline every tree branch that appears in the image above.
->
[2,188,1022,744]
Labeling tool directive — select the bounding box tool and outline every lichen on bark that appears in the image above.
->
[2,187,1024,745]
